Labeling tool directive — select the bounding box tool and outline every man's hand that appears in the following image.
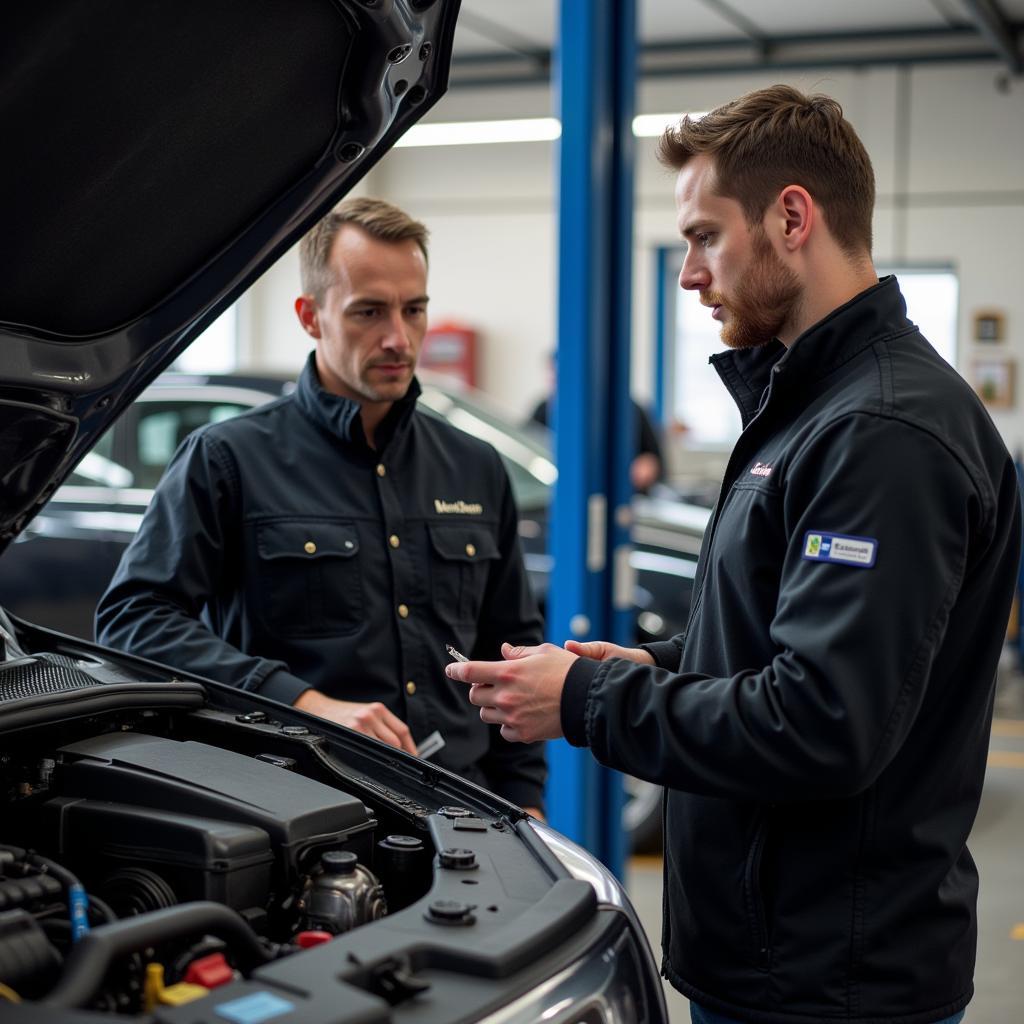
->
[445,641,578,743]
[630,452,662,492]
[564,639,655,664]
[294,690,418,755]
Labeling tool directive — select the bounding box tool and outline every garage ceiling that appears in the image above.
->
[448,0,1024,87]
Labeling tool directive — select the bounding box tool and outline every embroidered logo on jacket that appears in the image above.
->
[750,462,774,478]
[434,499,484,515]
[802,531,877,568]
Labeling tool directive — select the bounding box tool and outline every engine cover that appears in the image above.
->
[57,733,374,878]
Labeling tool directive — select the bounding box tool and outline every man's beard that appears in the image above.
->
[703,229,801,350]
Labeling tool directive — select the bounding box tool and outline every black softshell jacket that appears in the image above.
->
[97,357,546,809]
[562,278,1021,1023]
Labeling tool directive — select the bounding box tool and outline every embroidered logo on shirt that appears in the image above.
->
[434,499,484,515]
[802,531,877,568]
[750,462,774,478]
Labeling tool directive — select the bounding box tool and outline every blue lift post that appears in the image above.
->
[546,0,637,878]
[653,246,675,429]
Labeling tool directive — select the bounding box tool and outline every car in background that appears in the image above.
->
[0,2,669,1021]
[0,371,708,852]
[0,373,708,646]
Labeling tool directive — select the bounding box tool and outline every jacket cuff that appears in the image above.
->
[641,639,683,671]
[561,658,600,747]
[257,669,312,708]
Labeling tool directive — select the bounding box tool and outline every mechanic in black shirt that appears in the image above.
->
[96,198,546,816]
[448,87,1019,1023]
[527,353,665,494]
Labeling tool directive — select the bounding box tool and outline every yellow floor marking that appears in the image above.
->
[987,750,1024,769]
[1011,924,1024,941]
[991,719,1024,737]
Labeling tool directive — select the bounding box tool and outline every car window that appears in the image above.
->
[67,426,128,488]
[132,401,248,488]
[494,444,552,510]
[417,384,556,510]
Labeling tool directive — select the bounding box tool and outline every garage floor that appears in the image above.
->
[624,661,1024,1023]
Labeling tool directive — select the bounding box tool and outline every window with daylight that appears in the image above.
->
[172,303,239,373]
[659,249,960,451]
[877,267,958,368]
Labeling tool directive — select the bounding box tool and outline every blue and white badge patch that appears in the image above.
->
[802,531,877,568]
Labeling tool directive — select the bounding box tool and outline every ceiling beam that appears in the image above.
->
[449,24,1016,88]
[694,0,771,56]
[456,9,550,74]
[960,0,1023,73]
[928,0,966,28]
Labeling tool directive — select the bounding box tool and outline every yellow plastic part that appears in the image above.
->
[143,963,210,1010]
[0,982,22,1003]
[161,982,211,1006]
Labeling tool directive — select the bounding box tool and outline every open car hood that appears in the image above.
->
[0,0,461,552]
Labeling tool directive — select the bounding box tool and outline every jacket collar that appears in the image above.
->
[294,351,421,451]
[711,276,911,423]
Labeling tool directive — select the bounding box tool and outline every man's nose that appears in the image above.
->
[382,310,412,351]
[679,248,708,291]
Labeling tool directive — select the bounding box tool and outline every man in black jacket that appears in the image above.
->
[447,86,1019,1023]
[97,198,546,816]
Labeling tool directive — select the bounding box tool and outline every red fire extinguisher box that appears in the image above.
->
[420,321,477,388]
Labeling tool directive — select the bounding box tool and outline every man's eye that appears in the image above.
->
[697,232,714,248]
[405,305,427,317]
[354,308,380,319]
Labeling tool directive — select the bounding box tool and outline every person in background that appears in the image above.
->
[527,352,665,493]
[96,197,546,818]
[447,85,1019,1024]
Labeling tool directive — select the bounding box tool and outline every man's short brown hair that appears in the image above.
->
[658,84,875,258]
[298,197,430,301]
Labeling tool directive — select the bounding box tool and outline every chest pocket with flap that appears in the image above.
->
[427,523,500,624]
[256,520,362,637]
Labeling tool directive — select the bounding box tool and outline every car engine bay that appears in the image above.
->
[0,615,641,1023]
[2,725,421,1001]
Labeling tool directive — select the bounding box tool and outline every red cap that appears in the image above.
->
[183,952,233,989]
[295,930,334,949]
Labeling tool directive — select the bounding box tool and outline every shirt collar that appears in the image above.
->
[711,276,911,422]
[294,351,422,451]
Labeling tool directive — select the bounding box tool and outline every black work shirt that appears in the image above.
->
[96,356,547,809]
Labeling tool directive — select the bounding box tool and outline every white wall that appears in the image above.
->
[241,62,1024,452]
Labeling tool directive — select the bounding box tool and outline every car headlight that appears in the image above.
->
[522,820,668,1024]
[528,820,630,909]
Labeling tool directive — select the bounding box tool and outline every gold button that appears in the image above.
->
[376,464,386,477]
[304,541,317,554]
[389,535,400,549]
[398,604,409,618]
[406,680,416,695]
[465,543,476,557]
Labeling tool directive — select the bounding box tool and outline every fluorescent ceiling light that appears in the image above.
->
[394,113,705,148]
[395,117,561,147]
[632,112,706,137]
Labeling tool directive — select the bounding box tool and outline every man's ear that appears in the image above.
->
[775,185,814,253]
[294,294,322,339]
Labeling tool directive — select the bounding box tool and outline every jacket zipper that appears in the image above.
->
[681,370,782,643]
[660,788,670,977]
[673,367,783,978]
[744,809,773,970]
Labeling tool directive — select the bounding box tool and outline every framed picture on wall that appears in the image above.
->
[973,310,1005,343]
[971,358,1015,409]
